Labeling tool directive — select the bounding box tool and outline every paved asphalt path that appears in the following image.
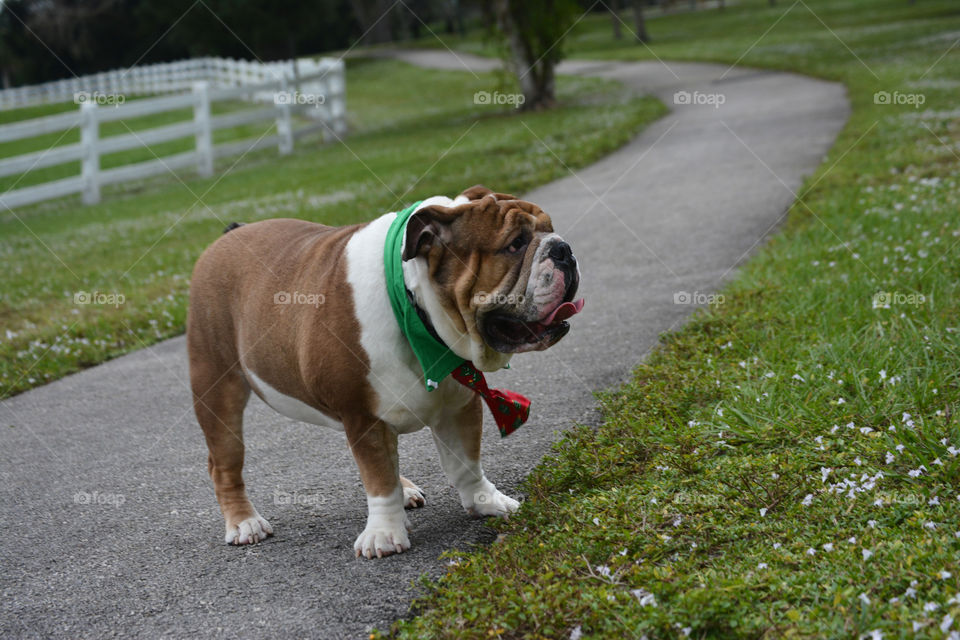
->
[0,51,848,638]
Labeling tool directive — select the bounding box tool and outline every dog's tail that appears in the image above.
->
[223,222,245,234]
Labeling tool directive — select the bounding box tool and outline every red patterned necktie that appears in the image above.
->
[450,362,531,438]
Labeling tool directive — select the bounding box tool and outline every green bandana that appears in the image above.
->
[384,201,466,391]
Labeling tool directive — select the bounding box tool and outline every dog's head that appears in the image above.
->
[402,185,583,371]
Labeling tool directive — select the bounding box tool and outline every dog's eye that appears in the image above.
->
[505,235,527,254]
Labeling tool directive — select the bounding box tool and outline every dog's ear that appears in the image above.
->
[460,184,516,202]
[402,204,464,261]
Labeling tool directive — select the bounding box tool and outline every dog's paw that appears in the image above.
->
[354,518,411,559]
[402,483,426,509]
[225,513,273,545]
[466,490,520,519]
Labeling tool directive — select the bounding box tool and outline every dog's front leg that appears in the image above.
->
[431,395,520,518]
[345,416,410,559]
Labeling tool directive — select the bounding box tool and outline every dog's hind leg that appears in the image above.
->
[189,356,272,545]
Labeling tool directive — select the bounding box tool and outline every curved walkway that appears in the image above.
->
[0,51,848,638]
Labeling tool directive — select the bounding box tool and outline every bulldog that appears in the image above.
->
[187,185,583,559]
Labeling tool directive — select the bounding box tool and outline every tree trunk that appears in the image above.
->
[492,0,556,110]
[631,0,649,43]
[610,0,623,40]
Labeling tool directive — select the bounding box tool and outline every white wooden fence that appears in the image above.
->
[0,56,338,110]
[0,58,346,210]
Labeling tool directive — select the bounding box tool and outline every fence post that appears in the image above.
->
[275,77,293,156]
[193,81,214,178]
[80,101,100,205]
[332,60,347,136]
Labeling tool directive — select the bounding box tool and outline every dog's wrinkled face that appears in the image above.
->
[402,185,583,371]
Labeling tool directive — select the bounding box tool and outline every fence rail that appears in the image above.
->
[0,57,346,210]
[0,56,339,110]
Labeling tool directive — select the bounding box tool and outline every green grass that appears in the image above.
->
[0,58,664,399]
[385,1,960,638]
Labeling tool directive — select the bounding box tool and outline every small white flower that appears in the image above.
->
[862,549,873,560]
[760,508,768,517]
[913,621,928,632]
[854,457,862,466]
[570,625,582,640]
[837,398,846,404]
[885,452,895,464]
[802,494,814,506]
[865,630,882,640]
[941,614,954,633]
[859,593,871,605]
[619,548,628,556]
[773,542,782,550]
[792,374,805,382]
[596,565,611,578]
[949,446,959,457]
[846,422,856,430]
[925,521,938,530]
[848,537,857,544]
[823,543,834,552]
[874,498,884,506]
[630,588,657,607]
[941,571,952,580]
[593,517,601,526]
[930,496,940,505]
[757,562,768,569]
[860,427,873,435]
[868,520,877,528]
[896,444,905,452]
[933,458,944,466]
[830,425,840,434]
[879,370,887,381]
[807,548,816,556]
[821,467,832,483]
[925,602,940,612]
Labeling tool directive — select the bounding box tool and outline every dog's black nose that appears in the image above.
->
[548,241,574,266]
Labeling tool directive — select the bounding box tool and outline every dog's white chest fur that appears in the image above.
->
[344,209,473,433]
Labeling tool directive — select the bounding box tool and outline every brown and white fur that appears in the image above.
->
[187,185,580,559]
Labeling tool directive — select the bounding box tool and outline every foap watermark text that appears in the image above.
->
[674,90,725,109]
[74,91,125,107]
[874,90,925,108]
[274,290,326,307]
[674,291,724,306]
[474,90,525,108]
[74,291,125,308]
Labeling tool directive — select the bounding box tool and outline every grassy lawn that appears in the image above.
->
[386,1,960,638]
[0,58,664,399]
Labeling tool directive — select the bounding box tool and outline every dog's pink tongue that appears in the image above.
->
[542,299,585,325]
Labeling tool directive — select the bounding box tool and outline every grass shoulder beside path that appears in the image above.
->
[387,0,960,638]
[0,59,664,400]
